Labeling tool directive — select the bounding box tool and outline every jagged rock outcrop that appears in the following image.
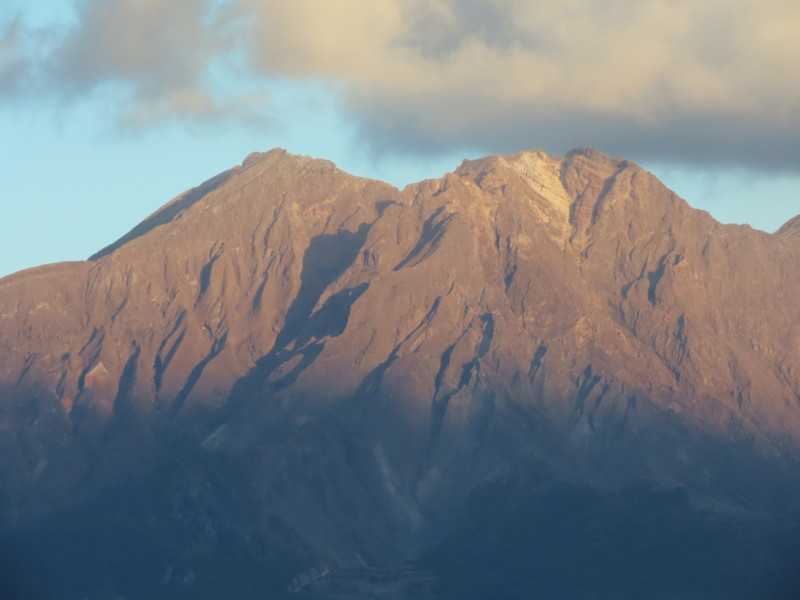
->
[1,148,799,599]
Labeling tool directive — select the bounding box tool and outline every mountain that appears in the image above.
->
[778,214,800,239]
[1,148,799,599]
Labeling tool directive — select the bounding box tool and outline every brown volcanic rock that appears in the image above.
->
[2,147,800,575]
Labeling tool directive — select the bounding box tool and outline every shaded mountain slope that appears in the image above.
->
[1,147,799,598]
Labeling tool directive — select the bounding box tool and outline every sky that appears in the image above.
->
[1,0,798,278]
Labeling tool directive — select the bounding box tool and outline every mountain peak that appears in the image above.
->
[89,148,347,261]
[456,150,571,225]
[239,147,339,173]
[777,214,800,237]
[241,148,288,168]
[565,146,623,162]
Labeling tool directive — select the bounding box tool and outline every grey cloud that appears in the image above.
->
[10,0,268,129]
[50,0,258,127]
[0,19,33,97]
[397,0,553,59]
[53,0,224,93]
[345,90,800,172]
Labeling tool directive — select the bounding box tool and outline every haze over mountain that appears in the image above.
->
[1,148,799,599]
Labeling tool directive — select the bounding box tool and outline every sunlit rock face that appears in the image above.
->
[1,147,799,599]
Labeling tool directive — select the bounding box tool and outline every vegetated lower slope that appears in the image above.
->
[1,147,799,599]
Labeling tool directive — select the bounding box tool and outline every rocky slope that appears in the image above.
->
[1,148,799,598]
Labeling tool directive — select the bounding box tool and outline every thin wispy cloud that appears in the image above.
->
[4,0,799,169]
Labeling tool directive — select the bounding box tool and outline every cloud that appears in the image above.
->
[3,1,800,169]
[4,0,268,129]
[0,19,32,97]
[54,0,222,91]
[236,0,800,169]
[116,87,272,130]
[51,0,265,127]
